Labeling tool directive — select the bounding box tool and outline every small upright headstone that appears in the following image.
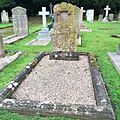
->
[12,6,28,37]
[109,14,114,21]
[37,7,50,41]
[98,15,103,21]
[118,11,120,21]
[49,3,53,17]
[1,10,9,23]
[0,35,5,58]
[86,10,94,23]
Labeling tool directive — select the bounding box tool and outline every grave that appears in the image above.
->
[98,15,103,21]
[49,3,53,17]
[86,9,94,23]
[102,5,111,22]
[1,10,9,23]
[3,6,28,44]
[109,14,114,21]
[117,11,120,21]
[0,2,115,120]
[0,35,22,71]
[108,44,120,75]
[26,7,50,46]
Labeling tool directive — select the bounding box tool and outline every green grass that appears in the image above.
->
[0,19,120,120]
[0,23,13,29]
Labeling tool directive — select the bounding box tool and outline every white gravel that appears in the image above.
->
[12,55,96,106]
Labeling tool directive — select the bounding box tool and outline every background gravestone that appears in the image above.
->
[0,35,5,58]
[98,15,103,21]
[1,10,9,23]
[109,14,114,21]
[118,11,120,21]
[118,44,120,55]
[86,9,94,23]
[12,6,28,37]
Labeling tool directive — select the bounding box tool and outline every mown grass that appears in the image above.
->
[0,23,13,29]
[0,19,120,120]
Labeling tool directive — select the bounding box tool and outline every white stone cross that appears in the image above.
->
[80,7,86,26]
[104,5,111,17]
[81,7,86,13]
[49,3,53,16]
[39,7,49,28]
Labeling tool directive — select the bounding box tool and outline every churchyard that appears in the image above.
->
[0,2,120,120]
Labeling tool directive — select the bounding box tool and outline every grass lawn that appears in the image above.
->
[0,23,13,29]
[0,19,120,120]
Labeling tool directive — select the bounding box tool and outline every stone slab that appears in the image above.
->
[4,36,26,44]
[108,52,120,74]
[0,51,22,71]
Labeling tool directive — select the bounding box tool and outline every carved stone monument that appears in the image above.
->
[51,2,77,52]
[49,3,53,17]
[0,35,5,58]
[12,6,28,37]
[86,10,94,23]
[1,10,9,23]
[80,7,86,28]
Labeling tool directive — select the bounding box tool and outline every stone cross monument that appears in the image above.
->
[104,5,111,17]
[39,7,49,29]
[80,7,86,27]
[49,3,53,17]
[0,35,5,58]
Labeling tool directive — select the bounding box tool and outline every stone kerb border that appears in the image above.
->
[0,52,115,120]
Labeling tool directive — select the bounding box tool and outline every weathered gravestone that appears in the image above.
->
[102,5,111,22]
[1,10,9,23]
[51,2,77,52]
[109,13,114,21]
[86,10,94,23]
[12,6,28,37]
[98,15,103,21]
[0,35,5,58]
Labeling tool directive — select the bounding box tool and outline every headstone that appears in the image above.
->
[118,11,120,21]
[0,35,5,58]
[98,15,103,21]
[49,3,53,17]
[109,13,114,21]
[1,10,9,23]
[104,5,111,17]
[12,6,28,37]
[86,10,94,23]
[51,2,77,52]
[37,7,50,41]
[80,7,86,27]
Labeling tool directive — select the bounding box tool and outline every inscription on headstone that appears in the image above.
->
[12,6,28,37]
[0,35,5,58]
[1,10,9,23]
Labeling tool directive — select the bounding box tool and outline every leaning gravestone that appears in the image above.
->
[1,10,9,23]
[51,2,77,52]
[98,15,103,21]
[12,6,28,37]
[109,14,114,21]
[86,9,94,23]
[0,35,5,58]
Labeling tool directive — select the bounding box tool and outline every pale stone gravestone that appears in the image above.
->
[109,13,114,21]
[12,6,28,37]
[98,15,103,21]
[118,11,120,21]
[102,5,111,22]
[0,35,5,58]
[37,7,50,41]
[1,10,9,23]
[49,3,53,17]
[51,2,77,52]
[86,10,94,23]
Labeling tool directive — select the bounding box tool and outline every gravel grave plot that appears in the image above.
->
[12,55,96,106]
